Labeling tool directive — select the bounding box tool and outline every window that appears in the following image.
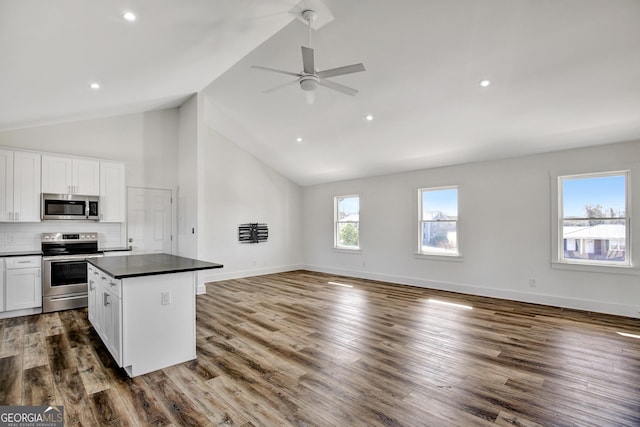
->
[334,195,360,249]
[419,186,458,256]
[559,172,629,266]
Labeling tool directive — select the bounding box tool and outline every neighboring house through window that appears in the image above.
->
[335,195,360,249]
[559,171,629,266]
[419,186,458,256]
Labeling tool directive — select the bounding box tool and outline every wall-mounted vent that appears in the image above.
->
[238,223,268,244]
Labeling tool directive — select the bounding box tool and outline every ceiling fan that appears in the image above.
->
[251,9,366,104]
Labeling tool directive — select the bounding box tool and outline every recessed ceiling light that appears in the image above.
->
[296,137,303,143]
[123,12,136,21]
[89,83,100,90]
[479,79,491,88]
[365,114,374,121]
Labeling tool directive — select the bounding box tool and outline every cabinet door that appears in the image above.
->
[88,275,101,332]
[73,159,100,196]
[0,260,5,312]
[102,289,122,365]
[100,162,126,222]
[13,152,41,222]
[5,268,42,311]
[41,155,72,194]
[0,149,14,222]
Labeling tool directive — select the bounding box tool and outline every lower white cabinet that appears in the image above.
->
[87,264,122,365]
[4,256,41,311]
[0,260,4,312]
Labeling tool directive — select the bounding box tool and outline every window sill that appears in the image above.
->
[333,247,363,254]
[551,261,640,275]
[414,252,464,262]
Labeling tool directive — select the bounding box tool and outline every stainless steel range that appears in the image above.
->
[42,232,103,313]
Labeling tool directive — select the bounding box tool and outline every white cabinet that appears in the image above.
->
[87,265,101,333]
[88,264,122,365]
[42,155,99,196]
[0,260,4,312]
[100,161,126,222]
[102,285,122,364]
[4,256,42,311]
[0,149,41,222]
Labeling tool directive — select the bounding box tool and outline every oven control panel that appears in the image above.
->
[41,232,99,242]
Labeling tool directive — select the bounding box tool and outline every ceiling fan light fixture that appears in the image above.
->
[300,76,319,91]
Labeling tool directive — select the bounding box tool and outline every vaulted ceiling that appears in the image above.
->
[2,0,640,186]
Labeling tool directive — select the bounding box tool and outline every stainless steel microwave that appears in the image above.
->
[41,193,100,220]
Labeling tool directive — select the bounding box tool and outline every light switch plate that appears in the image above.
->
[161,291,171,305]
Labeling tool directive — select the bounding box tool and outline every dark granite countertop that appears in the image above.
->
[0,251,42,257]
[88,253,223,279]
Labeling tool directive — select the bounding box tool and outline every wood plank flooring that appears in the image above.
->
[1,270,639,426]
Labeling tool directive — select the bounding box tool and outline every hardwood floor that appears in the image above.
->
[1,270,639,426]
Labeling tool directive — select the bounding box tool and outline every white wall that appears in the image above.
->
[196,94,303,283]
[302,140,640,318]
[0,109,179,250]
[177,95,199,259]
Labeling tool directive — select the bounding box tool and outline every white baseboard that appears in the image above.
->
[301,264,640,319]
[198,264,305,291]
[0,306,42,320]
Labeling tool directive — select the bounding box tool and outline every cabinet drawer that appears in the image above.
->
[100,273,122,297]
[5,256,41,269]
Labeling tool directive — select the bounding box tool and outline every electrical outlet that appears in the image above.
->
[529,279,537,287]
[161,291,171,305]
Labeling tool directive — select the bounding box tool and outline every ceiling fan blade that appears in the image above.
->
[263,79,298,94]
[251,65,300,77]
[316,63,366,79]
[302,46,315,74]
[318,79,358,96]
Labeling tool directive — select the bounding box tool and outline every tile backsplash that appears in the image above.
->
[0,222,123,252]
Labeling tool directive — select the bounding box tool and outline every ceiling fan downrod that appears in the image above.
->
[302,9,316,49]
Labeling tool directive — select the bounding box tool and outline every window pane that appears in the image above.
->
[421,221,457,254]
[337,196,359,221]
[422,188,457,219]
[562,175,625,218]
[337,222,359,247]
[562,219,626,263]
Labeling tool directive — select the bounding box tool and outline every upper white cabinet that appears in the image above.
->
[42,155,99,196]
[0,149,41,222]
[100,161,126,222]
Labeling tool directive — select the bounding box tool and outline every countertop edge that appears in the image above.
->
[0,251,42,257]
[110,264,222,279]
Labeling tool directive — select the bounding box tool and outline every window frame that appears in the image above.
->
[555,170,631,269]
[334,194,360,251]
[417,185,460,258]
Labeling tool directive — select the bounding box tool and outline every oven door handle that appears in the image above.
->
[43,253,104,261]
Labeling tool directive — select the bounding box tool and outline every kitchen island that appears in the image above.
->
[87,254,222,377]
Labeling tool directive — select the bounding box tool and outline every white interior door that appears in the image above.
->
[127,187,172,254]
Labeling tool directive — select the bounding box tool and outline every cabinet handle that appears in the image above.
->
[103,293,110,306]
[110,281,117,287]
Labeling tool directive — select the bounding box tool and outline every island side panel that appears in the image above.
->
[121,271,196,377]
